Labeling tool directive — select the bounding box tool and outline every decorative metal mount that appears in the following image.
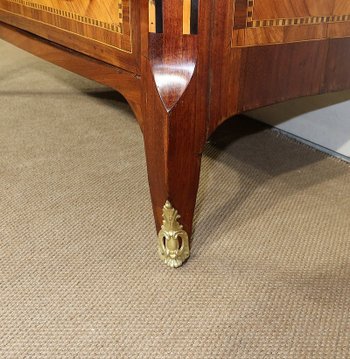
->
[158,201,190,268]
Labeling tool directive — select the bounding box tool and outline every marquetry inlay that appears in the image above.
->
[183,0,191,35]
[148,0,198,35]
[7,0,124,32]
[0,0,131,52]
[232,0,350,47]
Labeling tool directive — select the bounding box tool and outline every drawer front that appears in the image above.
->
[232,0,350,47]
[0,0,135,70]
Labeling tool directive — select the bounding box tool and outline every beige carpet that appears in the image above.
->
[1,39,350,358]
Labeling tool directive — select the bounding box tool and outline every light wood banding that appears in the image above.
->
[149,0,156,33]
[0,0,134,69]
[233,0,350,47]
[183,0,191,35]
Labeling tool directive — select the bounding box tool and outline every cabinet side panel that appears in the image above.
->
[209,0,350,134]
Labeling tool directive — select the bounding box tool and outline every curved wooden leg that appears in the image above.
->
[143,86,204,267]
[140,1,209,267]
[142,64,205,267]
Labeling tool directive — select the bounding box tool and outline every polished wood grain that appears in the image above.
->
[210,0,350,134]
[5,0,124,26]
[233,0,350,47]
[0,0,137,71]
[141,0,210,238]
[0,0,349,266]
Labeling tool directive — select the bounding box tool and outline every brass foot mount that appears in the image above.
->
[158,201,190,268]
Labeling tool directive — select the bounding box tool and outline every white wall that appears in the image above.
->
[247,90,350,160]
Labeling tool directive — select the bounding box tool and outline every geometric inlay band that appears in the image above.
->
[232,0,350,48]
[250,15,350,28]
[7,0,124,33]
[245,0,350,28]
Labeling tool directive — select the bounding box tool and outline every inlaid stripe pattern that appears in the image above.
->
[232,0,350,47]
[0,0,132,53]
[149,0,198,35]
[7,0,124,33]
[183,0,191,34]
[246,0,350,29]
[250,15,350,28]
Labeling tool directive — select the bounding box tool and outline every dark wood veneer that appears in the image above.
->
[0,0,349,266]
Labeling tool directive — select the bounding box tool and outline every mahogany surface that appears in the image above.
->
[1,0,349,266]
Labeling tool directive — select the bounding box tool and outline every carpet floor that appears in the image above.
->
[0,39,350,358]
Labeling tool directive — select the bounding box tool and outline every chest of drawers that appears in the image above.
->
[1,0,349,267]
